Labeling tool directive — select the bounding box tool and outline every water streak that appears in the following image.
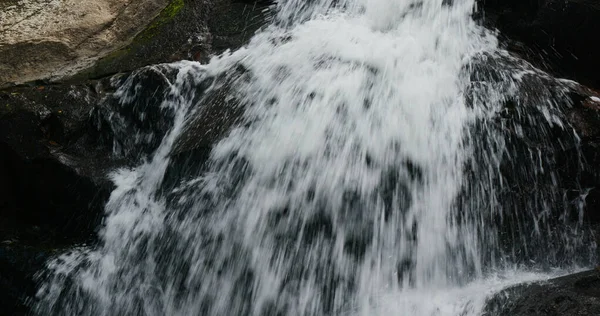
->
[34,0,595,315]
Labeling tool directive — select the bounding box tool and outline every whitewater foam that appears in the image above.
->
[33,1,594,315]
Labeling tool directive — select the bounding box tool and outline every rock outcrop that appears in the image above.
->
[474,4,600,310]
[479,0,600,262]
[0,0,272,88]
[73,0,271,80]
[0,0,170,86]
[484,270,600,316]
[0,82,116,314]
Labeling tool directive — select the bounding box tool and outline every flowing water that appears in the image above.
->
[34,0,596,315]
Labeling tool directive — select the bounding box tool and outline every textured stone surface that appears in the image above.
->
[0,82,117,315]
[485,270,600,316]
[0,0,169,86]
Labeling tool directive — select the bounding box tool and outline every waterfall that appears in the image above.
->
[33,0,596,315]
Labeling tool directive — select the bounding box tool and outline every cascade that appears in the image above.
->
[34,1,596,315]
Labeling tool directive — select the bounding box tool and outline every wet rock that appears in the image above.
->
[562,87,600,178]
[208,0,274,54]
[480,0,600,89]
[172,76,243,154]
[511,83,600,265]
[0,64,248,314]
[466,53,600,267]
[0,2,271,314]
[91,67,182,159]
[0,83,118,240]
[0,83,118,314]
[484,270,600,316]
[0,245,53,315]
[565,89,600,250]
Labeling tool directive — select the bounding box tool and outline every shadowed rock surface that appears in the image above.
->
[484,270,600,316]
[0,32,257,316]
[480,0,600,89]
[0,82,117,314]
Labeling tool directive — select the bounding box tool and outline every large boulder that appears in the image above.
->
[0,62,249,315]
[0,83,119,244]
[0,0,170,87]
[0,0,273,88]
[466,53,600,267]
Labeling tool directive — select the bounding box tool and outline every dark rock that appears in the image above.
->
[0,63,248,314]
[172,73,243,155]
[484,270,600,316]
[0,245,53,316]
[0,83,118,243]
[480,0,600,89]
[0,83,118,315]
[464,53,600,267]
[208,0,274,54]
[0,2,271,309]
[564,87,600,222]
[91,67,182,159]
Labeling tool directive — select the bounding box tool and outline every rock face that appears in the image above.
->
[565,88,600,233]
[484,270,600,316]
[0,0,272,87]
[481,0,600,89]
[0,83,119,242]
[480,0,600,266]
[0,82,116,314]
[0,0,170,86]
[74,0,272,81]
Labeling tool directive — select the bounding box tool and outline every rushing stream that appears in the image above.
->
[34,0,596,315]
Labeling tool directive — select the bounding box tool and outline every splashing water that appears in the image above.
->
[34,0,595,315]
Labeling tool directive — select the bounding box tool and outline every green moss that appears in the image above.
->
[161,0,185,20]
[136,0,185,42]
[69,0,185,81]
[71,47,131,80]
[94,0,183,66]
[94,47,131,68]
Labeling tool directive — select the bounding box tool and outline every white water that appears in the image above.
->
[34,0,593,315]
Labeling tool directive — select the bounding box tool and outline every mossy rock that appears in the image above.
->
[71,0,273,81]
[72,0,205,81]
